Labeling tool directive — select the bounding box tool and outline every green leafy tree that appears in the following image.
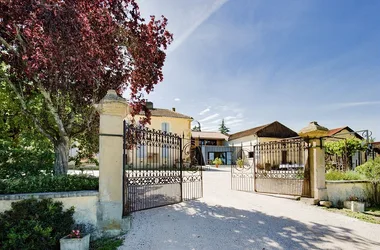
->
[219,119,230,135]
[0,1,172,175]
[0,73,54,178]
[325,138,368,170]
[192,121,201,132]
[356,157,380,204]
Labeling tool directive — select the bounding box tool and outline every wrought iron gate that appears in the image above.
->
[254,138,311,197]
[231,138,311,197]
[231,146,254,192]
[122,121,203,215]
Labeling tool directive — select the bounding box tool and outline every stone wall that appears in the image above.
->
[326,180,372,206]
[0,191,99,227]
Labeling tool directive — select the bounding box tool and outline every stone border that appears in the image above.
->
[326,180,370,184]
[0,190,99,200]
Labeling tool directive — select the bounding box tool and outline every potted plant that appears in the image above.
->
[60,229,90,250]
[236,158,245,168]
[213,157,223,168]
[343,196,365,213]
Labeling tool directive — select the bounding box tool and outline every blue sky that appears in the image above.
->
[130,0,380,139]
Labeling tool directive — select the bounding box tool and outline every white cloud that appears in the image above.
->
[226,119,244,126]
[174,98,181,102]
[209,119,223,124]
[199,108,211,115]
[224,116,235,121]
[199,113,219,122]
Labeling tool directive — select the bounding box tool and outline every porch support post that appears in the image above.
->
[95,90,129,237]
[299,121,329,200]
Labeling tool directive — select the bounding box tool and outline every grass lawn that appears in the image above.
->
[323,206,380,224]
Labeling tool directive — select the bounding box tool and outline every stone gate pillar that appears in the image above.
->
[299,121,329,200]
[95,90,129,236]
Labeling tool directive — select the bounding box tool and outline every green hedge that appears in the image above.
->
[0,175,98,194]
[325,170,364,181]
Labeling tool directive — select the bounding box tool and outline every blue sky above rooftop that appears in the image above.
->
[128,0,380,139]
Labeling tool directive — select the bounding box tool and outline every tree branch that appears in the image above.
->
[0,35,19,56]
[2,76,56,142]
[37,82,68,138]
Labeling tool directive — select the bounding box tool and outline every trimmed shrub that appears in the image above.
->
[0,175,98,194]
[0,198,74,250]
[325,170,364,181]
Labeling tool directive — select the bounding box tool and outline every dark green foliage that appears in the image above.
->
[0,175,98,194]
[0,137,54,179]
[0,198,74,250]
[90,237,124,250]
[218,119,230,135]
[0,76,54,179]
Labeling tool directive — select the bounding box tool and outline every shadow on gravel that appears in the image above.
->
[125,199,380,250]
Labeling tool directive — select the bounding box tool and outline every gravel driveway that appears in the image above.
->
[120,167,380,250]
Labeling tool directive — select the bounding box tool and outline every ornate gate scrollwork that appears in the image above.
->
[231,147,254,192]
[123,122,203,214]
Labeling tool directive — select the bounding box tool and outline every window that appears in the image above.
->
[161,122,170,158]
[161,122,170,133]
[248,152,254,158]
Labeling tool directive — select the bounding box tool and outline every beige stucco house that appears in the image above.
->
[129,101,193,138]
[125,101,193,168]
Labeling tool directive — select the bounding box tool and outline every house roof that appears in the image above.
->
[191,131,229,141]
[327,127,348,136]
[229,121,298,140]
[327,126,363,139]
[139,108,193,120]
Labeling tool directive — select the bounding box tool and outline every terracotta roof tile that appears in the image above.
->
[142,108,193,120]
[327,127,347,136]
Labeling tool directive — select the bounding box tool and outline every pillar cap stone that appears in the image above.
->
[101,90,126,103]
[299,121,329,138]
[95,89,129,116]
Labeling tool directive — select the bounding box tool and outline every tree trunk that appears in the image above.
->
[373,182,379,205]
[54,137,70,175]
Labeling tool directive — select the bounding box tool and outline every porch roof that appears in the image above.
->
[192,131,229,141]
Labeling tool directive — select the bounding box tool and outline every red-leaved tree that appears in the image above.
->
[0,0,173,175]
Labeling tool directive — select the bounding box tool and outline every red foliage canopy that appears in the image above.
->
[0,0,173,120]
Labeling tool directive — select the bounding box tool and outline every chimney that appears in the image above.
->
[172,107,176,112]
[146,101,153,110]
